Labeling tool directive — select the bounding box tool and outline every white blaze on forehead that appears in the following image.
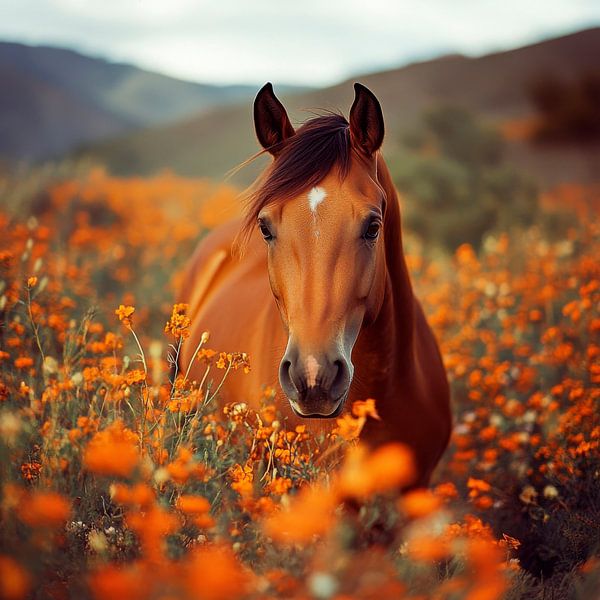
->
[308,186,327,213]
[305,355,320,388]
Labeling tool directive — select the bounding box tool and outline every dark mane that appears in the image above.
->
[241,113,351,237]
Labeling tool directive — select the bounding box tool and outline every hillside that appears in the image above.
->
[0,41,307,161]
[79,27,600,187]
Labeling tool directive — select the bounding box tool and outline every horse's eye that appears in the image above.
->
[364,221,381,240]
[259,222,273,241]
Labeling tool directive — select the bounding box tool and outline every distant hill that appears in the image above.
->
[79,27,600,188]
[0,41,308,161]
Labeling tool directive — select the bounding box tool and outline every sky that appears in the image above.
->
[0,0,599,86]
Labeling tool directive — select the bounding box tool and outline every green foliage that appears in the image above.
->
[392,106,539,252]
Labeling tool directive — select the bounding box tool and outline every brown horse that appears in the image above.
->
[179,83,451,485]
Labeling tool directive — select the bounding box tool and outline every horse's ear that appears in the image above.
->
[254,82,295,155]
[349,83,384,156]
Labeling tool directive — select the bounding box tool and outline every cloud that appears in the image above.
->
[0,0,598,84]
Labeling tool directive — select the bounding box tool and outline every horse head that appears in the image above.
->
[246,83,389,418]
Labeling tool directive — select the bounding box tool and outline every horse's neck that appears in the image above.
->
[379,159,415,344]
[357,160,416,379]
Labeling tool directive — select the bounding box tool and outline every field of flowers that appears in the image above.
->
[0,168,598,600]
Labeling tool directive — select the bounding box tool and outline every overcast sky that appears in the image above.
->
[0,0,599,86]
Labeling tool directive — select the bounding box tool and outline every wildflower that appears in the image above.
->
[337,443,415,498]
[332,413,364,441]
[0,555,30,600]
[434,481,459,500]
[184,545,251,600]
[14,357,34,369]
[125,369,146,385]
[17,490,70,528]
[229,462,254,498]
[0,412,21,445]
[543,485,559,499]
[114,305,135,327]
[467,477,491,497]
[176,495,211,515]
[351,398,381,420]
[263,484,338,543]
[110,483,154,507]
[308,572,338,600]
[88,563,150,600]
[164,303,191,339]
[83,420,139,478]
[88,530,108,554]
[266,477,292,496]
[519,485,538,505]
[400,488,442,519]
[20,461,42,482]
[406,535,450,562]
[166,447,207,485]
[127,505,179,562]
[27,276,37,288]
[196,348,217,364]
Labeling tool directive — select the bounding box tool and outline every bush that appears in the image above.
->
[529,72,600,143]
[392,106,539,253]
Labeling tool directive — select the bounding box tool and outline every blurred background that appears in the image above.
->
[0,0,599,256]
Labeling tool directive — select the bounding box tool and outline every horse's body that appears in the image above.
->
[179,84,451,485]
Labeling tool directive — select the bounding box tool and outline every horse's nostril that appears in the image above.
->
[280,359,291,384]
[279,358,301,399]
[330,359,349,398]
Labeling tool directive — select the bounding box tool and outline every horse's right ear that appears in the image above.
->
[254,83,295,155]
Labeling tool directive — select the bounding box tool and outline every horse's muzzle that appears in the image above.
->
[279,347,352,418]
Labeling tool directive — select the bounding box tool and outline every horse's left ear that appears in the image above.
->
[254,82,295,155]
[349,83,384,156]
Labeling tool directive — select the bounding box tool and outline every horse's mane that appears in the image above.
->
[240,113,352,240]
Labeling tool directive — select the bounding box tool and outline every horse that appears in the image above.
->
[178,82,451,486]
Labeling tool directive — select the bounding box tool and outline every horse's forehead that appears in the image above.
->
[301,169,374,213]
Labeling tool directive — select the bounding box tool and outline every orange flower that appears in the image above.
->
[467,477,492,497]
[88,563,150,600]
[406,535,451,562]
[229,462,254,498]
[27,276,37,288]
[337,443,415,498]
[14,357,34,369]
[0,556,30,600]
[114,304,135,327]
[434,481,459,500]
[263,484,337,543]
[125,369,146,385]
[164,303,191,339]
[110,483,154,507]
[166,447,208,485]
[266,476,292,496]
[351,398,381,420]
[127,506,179,563]
[400,488,442,519]
[83,420,139,478]
[332,413,364,441]
[184,545,251,600]
[176,494,211,515]
[17,491,70,528]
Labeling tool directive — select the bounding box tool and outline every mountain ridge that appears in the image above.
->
[76,27,600,187]
[0,40,308,161]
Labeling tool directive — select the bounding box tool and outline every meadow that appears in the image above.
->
[0,167,598,599]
